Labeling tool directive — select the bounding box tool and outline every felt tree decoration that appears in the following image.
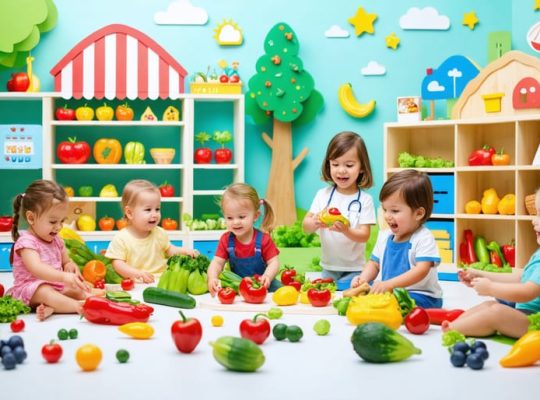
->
[0,0,58,69]
[246,22,324,225]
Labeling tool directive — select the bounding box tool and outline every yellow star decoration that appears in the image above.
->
[463,11,479,30]
[348,7,378,37]
[385,33,400,50]
[535,0,540,10]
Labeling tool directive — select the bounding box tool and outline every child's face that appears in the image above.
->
[125,190,161,235]
[533,193,540,245]
[222,198,259,241]
[381,191,425,242]
[27,201,68,243]
[329,147,362,193]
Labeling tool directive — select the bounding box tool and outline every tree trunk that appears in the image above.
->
[266,119,297,226]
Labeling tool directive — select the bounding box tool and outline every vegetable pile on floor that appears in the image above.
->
[0,296,30,323]
[157,254,210,295]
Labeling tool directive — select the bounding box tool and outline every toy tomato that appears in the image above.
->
[239,314,271,345]
[217,287,236,304]
[280,266,297,285]
[404,307,430,335]
[76,344,102,371]
[0,215,14,232]
[239,276,267,304]
[491,149,511,166]
[162,218,178,230]
[98,216,115,231]
[82,260,106,284]
[6,72,30,92]
[115,103,134,121]
[171,311,202,353]
[159,182,175,197]
[75,104,95,121]
[10,319,25,333]
[116,218,128,230]
[214,148,232,163]
[121,278,134,291]
[195,148,212,163]
[57,137,91,164]
[55,105,76,120]
[96,103,114,121]
[307,287,331,307]
[42,341,63,363]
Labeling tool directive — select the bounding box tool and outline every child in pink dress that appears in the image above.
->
[7,180,90,320]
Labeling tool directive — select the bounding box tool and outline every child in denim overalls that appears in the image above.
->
[207,183,281,296]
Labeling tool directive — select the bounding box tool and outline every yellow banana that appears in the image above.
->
[59,225,85,244]
[338,83,376,118]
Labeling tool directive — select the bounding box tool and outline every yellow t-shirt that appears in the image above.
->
[105,227,170,274]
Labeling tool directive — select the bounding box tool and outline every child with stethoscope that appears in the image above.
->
[303,131,376,287]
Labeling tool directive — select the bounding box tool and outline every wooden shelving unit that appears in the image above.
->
[385,115,540,270]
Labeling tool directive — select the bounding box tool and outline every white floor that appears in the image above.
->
[0,272,538,400]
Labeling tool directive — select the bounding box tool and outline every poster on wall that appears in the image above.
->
[0,125,42,169]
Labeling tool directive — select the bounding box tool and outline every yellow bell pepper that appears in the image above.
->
[118,322,155,339]
[497,194,515,215]
[481,188,500,214]
[300,290,310,304]
[499,330,540,368]
[346,292,403,330]
[272,286,299,306]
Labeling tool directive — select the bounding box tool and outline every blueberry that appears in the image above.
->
[471,340,487,350]
[466,353,485,370]
[453,341,470,354]
[13,346,27,364]
[1,352,17,370]
[8,335,24,350]
[1,345,13,357]
[473,347,489,361]
[450,350,467,367]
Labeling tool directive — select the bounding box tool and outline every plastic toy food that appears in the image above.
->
[404,307,430,335]
[161,218,178,230]
[319,207,349,226]
[307,287,332,307]
[159,182,175,197]
[99,184,118,197]
[124,141,145,164]
[98,216,114,231]
[239,276,267,304]
[118,322,154,339]
[75,105,94,121]
[42,341,63,364]
[162,106,180,121]
[96,103,114,121]
[141,106,157,121]
[0,216,14,232]
[210,336,265,372]
[81,296,153,325]
[171,311,203,353]
[93,138,122,164]
[75,344,102,371]
[213,130,233,164]
[481,188,500,214]
[194,132,212,164]
[121,278,134,291]
[346,293,403,329]
[57,137,91,164]
[338,82,376,118]
[6,72,30,92]
[239,314,271,345]
[77,214,96,231]
[115,103,134,120]
[55,105,76,120]
[468,145,495,166]
[499,330,540,368]
[82,260,106,284]
[217,287,236,304]
[272,286,299,306]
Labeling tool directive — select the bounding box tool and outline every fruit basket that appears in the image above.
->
[150,148,175,164]
[525,194,537,215]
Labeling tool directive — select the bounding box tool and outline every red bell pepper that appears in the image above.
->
[312,278,334,284]
[217,287,236,304]
[459,229,477,265]
[307,287,332,307]
[425,308,464,325]
[468,145,495,166]
[239,275,267,304]
[280,266,297,285]
[171,311,202,353]
[81,296,153,325]
[239,313,271,345]
[287,281,302,291]
[502,241,515,267]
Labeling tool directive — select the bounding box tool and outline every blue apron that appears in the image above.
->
[381,235,442,308]
[227,230,281,292]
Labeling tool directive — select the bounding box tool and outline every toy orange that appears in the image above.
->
[76,344,102,372]
[82,260,106,284]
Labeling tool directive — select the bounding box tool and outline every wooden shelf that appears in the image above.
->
[52,164,185,170]
[50,121,184,127]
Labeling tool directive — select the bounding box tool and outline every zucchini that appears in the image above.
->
[351,322,421,363]
[209,336,265,372]
[142,287,196,309]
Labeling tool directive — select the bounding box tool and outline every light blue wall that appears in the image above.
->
[2,0,537,213]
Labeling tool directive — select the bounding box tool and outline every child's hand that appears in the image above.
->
[471,277,492,296]
[458,269,477,287]
[329,221,349,234]
[209,278,221,297]
[350,276,366,288]
[259,274,271,289]
[64,272,89,292]
[183,248,200,258]
[313,213,327,229]
[370,281,394,294]
[133,271,155,284]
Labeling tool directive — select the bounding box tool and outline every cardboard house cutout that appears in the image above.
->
[452,51,540,119]
[50,24,188,100]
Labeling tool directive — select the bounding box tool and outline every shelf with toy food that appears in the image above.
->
[52,164,185,170]
[50,121,184,127]
[67,196,183,203]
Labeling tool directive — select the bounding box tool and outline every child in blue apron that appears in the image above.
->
[351,170,443,308]
[207,183,281,296]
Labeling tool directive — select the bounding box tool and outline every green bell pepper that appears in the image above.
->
[124,141,145,164]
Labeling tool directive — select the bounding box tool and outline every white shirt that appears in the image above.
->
[371,226,443,298]
[309,186,376,271]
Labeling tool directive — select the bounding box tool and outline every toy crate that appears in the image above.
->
[190,83,242,95]
[428,174,454,215]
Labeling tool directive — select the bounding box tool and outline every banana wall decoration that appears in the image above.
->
[338,83,376,118]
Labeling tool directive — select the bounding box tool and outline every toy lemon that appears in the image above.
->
[319,207,349,226]
[272,286,299,306]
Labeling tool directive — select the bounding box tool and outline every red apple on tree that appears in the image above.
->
[6,72,30,92]
[213,130,233,164]
[194,131,212,164]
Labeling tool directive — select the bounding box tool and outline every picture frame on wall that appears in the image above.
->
[397,96,422,122]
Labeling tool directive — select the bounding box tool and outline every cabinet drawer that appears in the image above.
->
[0,242,13,271]
[429,174,454,214]
[194,241,218,258]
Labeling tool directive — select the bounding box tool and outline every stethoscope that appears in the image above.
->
[326,186,362,222]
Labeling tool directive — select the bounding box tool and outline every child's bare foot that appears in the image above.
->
[36,304,54,321]
[441,320,451,332]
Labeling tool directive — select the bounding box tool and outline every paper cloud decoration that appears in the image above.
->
[421,55,480,100]
[154,0,209,25]
[400,7,450,30]
[325,25,350,38]
[361,61,386,76]
[214,20,243,46]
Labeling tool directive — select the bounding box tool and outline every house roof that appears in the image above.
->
[50,24,188,100]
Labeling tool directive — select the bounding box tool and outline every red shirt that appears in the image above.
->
[215,231,279,262]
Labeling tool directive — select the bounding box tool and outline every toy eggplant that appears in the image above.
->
[319,207,349,227]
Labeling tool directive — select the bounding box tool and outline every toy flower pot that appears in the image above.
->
[481,93,504,113]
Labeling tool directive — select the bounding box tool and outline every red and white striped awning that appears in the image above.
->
[50,24,188,100]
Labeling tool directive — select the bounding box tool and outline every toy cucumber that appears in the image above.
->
[319,207,349,226]
[142,287,196,309]
[209,336,265,372]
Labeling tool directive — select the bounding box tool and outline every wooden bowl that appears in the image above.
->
[525,194,537,215]
[150,148,175,164]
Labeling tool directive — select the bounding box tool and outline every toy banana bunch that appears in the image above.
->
[319,207,349,227]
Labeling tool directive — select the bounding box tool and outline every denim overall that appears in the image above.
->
[382,235,442,308]
[227,230,281,292]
